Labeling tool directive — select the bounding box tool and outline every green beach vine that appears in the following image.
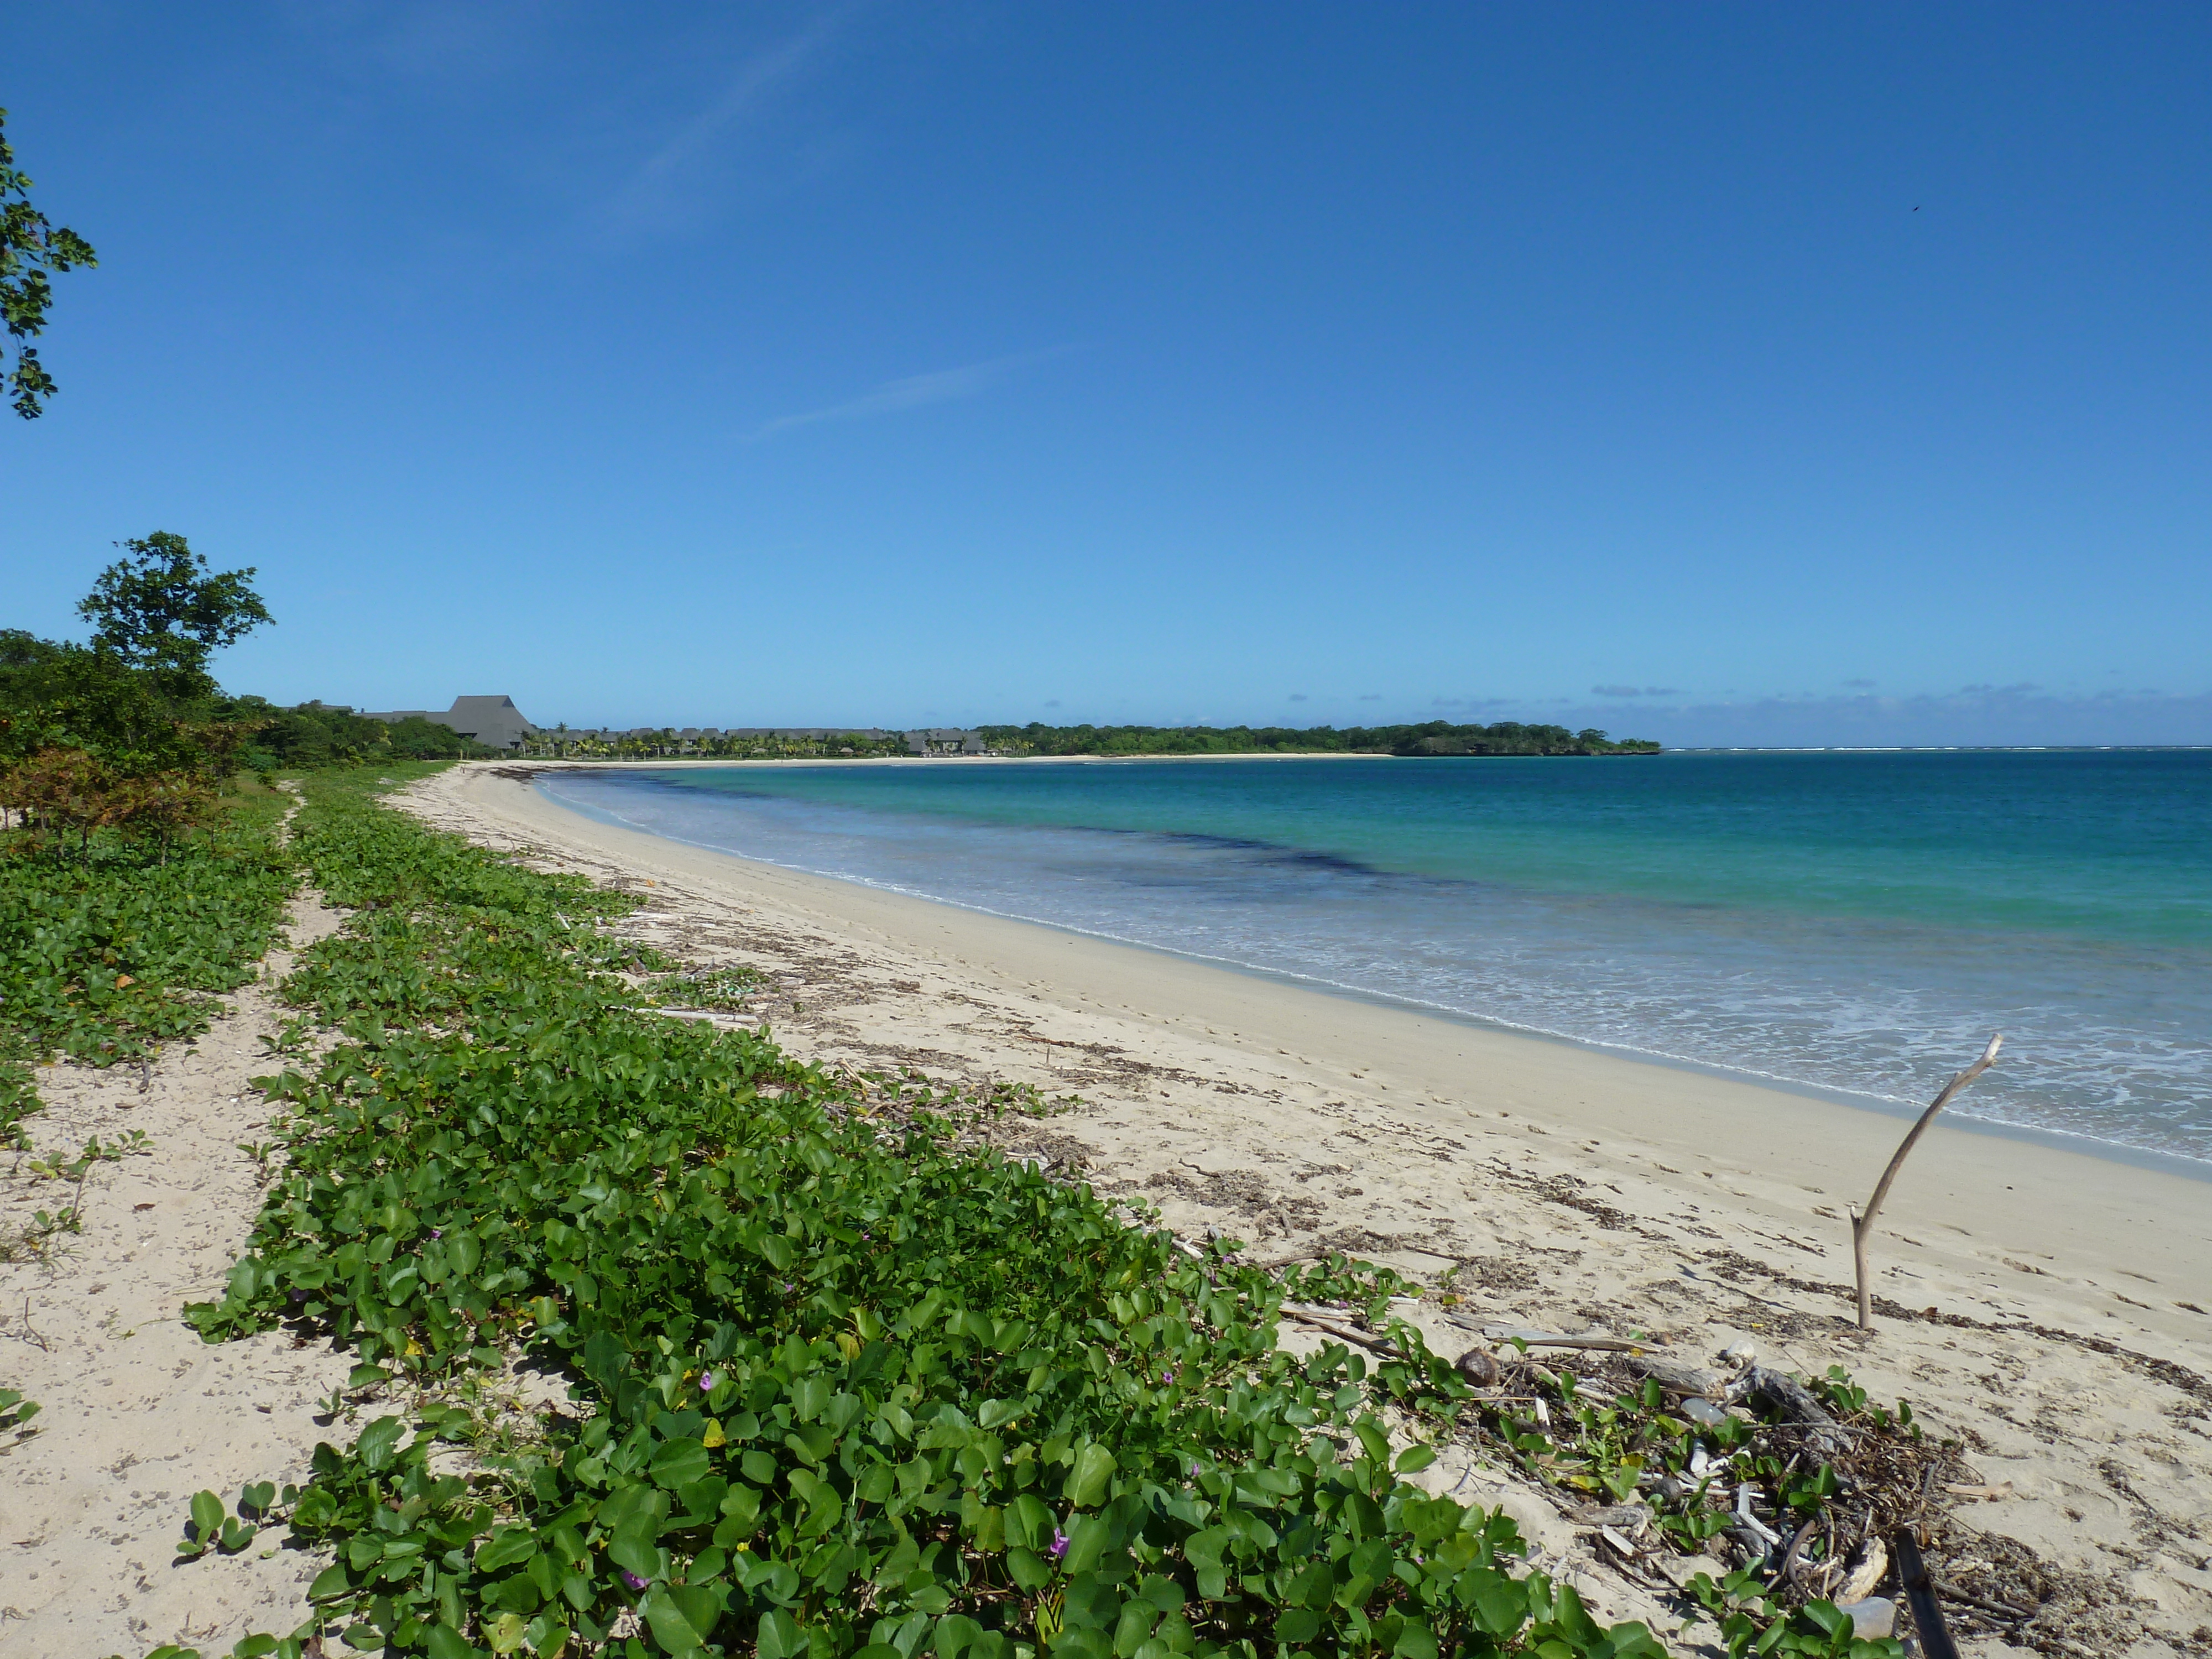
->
[159,768,1894,1659]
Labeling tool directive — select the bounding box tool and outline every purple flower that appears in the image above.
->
[622,1570,648,1591]
[1049,1530,1070,1561]
[699,1371,716,1391]
[429,1229,442,1239]
[1160,1367,1176,1384]
[780,1282,794,1293]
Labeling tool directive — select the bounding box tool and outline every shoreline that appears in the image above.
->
[503,752,1402,766]
[531,760,2212,1185]
[435,762,2212,1354]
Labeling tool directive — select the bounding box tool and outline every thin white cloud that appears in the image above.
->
[609,9,852,225]
[639,22,834,184]
[742,347,1076,441]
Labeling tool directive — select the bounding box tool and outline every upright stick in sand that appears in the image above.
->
[1851,1034,2004,1331]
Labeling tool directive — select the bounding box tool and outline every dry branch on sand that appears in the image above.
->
[1850,1035,2003,1331]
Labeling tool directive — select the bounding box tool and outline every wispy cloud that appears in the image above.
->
[1591,685,1682,698]
[742,347,1076,441]
[609,9,852,227]
[643,22,834,181]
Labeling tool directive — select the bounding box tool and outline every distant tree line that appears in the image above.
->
[525,728,910,761]
[972,720,1660,758]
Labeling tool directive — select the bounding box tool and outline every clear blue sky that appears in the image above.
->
[7,3,2209,745]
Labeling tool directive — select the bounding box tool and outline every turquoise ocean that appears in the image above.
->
[537,752,2212,1168]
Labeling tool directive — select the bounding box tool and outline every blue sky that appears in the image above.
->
[6,2,2209,745]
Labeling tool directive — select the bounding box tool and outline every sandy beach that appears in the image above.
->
[406,761,2212,1655]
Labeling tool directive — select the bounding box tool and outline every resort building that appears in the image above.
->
[905,728,987,755]
[360,695,540,750]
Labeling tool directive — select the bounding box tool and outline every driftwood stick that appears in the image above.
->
[1477,1326,1647,1354]
[1624,1354,1726,1400]
[1851,1034,2002,1331]
[1279,1306,1399,1355]
[1742,1366,1851,1459]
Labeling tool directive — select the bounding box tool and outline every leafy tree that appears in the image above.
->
[2,539,272,796]
[77,531,274,686]
[1,107,98,419]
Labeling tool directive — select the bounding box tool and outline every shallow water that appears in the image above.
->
[538,750,2212,1165]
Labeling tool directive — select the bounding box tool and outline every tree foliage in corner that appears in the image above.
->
[0,107,97,419]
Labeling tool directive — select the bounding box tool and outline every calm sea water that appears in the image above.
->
[537,752,2212,1166]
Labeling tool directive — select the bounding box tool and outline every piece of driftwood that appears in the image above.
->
[1741,1366,1849,1459]
[1569,1501,1653,1536]
[1279,1306,1398,1355]
[1932,1579,2032,1621]
[1595,1526,1642,1562]
[1891,1527,1961,1659]
[1851,1035,2002,1331]
[1733,1483,1783,1548]
[1624,1353,1725,1400]
[1479,1326,1647,1354]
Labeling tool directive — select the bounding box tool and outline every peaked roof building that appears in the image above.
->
[359,696,538,750]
